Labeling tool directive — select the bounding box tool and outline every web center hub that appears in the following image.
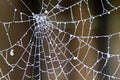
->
[32,13,49,38]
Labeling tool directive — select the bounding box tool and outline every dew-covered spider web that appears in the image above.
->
[0,0,120,80]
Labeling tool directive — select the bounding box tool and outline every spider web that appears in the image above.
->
[0,0,120,80]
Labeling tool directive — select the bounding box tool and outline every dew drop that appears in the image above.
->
[73,57,77,60]
[108,11,110,14]
[10,49,14,56]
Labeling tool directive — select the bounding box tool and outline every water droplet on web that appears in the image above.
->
[49,56,51,58]
[14,9,17,12]
[73,57,77,60]
[56,4,60,8]
[107,53,110,58]
[45,10,48,14]
[11,69,14,71]
[108,11,110,14]
[10,49,14,56]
